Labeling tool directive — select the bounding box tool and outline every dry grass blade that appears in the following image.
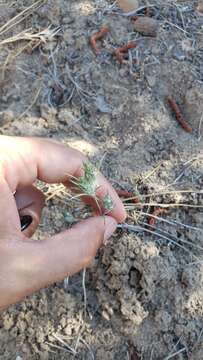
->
[198,115,203,141]
[163,347,186,360]
[139,220,203,252]
[144,189,203,198]
[17,86,41,120]
[164,19,189,35]
[137,210,203,232]
[79,337,95,360]
[52,334,77,356]
[0,0,46,37]
[0,26,61,47]
[82,268,87,317]
[45,184,69,201]
[122,189,203,202]
[140,162,163,184]
[125,203,203,209]
[45,341,75,354]
[65,64,95,100]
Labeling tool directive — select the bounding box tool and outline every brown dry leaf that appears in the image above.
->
[133,17,159,37]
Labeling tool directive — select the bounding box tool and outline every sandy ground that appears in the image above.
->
[0,1,203,359]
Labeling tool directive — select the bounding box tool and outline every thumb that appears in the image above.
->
[2,216,117,307]
[40,216,117,280]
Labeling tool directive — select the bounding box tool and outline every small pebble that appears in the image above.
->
[95,95,112,113]
[172,47,185,61]
[40,103,57,122]
[0,110,14,126]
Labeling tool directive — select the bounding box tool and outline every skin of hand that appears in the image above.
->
[0,136,126,309]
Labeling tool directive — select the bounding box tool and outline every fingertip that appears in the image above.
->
[103,215,117,243]
[118,208,127,223]
[108,202,127,223]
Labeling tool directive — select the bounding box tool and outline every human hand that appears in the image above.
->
[0,136,126,309]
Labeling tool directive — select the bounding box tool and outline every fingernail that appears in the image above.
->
[20,215,33,232]
[104,217,117,244]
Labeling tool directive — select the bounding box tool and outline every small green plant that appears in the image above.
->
[78,162,98,196]
[103,194,114,213]
[68,161,114,214]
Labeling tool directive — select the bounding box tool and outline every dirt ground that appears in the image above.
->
[0,0,203,359]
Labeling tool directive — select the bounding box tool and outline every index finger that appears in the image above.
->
[1,136,126,223]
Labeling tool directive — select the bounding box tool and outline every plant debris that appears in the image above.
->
[90,25,109,55]
[148,207,168,227]
[166,96,193,133]
[114,42,137,64]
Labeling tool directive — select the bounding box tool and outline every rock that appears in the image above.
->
[0,109,14,126]
[133,17,159,37]
[57,108,75,124]
[94,95,112,113]
[40,103,57,122]
[117,0,139,13]
[196,1,203,14]
[172,46,185,61]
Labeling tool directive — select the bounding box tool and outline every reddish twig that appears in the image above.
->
[166,96,192,133]
[148,208,168,227]
[116,189,140,204]
[114,42,137,64]
[90,25,109,55]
